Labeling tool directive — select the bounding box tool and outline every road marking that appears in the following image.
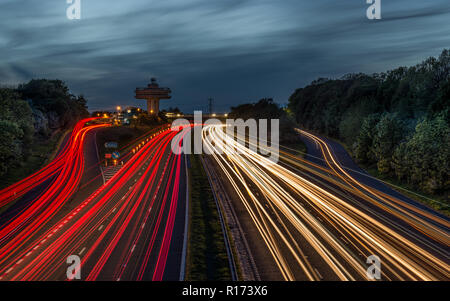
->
[98,225,104,231]
[340,236,349,245]
[0,176,113,279]
[79,247,86,256]
[314,268,323,280]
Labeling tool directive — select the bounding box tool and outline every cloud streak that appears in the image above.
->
[0,0,449,112]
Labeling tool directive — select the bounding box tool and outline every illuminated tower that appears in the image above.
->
[135,78,171,115]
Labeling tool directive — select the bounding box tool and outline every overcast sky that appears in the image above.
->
[1,0,449,112]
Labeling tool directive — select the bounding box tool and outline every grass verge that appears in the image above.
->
[0,130,68,190]
[186,154,232,281]
[0,130,69,215]
[326,134,449,216]
[95,125,154,162]
[282,141,307,158]
[365,166,450,216]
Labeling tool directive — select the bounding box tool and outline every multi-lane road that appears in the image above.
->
[0,119,189,281]
[0,119,448,281]
[202,124,449,281]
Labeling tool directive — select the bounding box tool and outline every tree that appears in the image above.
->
[0,88,34,157]
[0,120,23,176]
[353,114,380,164]
[0,79,90,179]
[18,79,89,128]
[393,115,450,194]
[372,113,405,174]
[288,49,450,196]
[229,98,298,144]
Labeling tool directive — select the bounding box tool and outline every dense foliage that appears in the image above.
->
[0,79,89,177]
[288,50,449,195]
[229,98,298,144]
[134,111,168,127]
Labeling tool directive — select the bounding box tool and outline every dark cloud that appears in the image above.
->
[382,5,450,21]
[0,0,449,112]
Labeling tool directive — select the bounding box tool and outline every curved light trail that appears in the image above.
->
[0,124,189,281]
[202,124,449,281]
[0,118,102,208]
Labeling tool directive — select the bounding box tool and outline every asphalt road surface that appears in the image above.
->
[0,123,188,281]
[202,124,449,281]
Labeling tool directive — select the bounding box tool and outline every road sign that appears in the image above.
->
[112,151,120,159]
[105,142,118,149]
[105,153,112,159]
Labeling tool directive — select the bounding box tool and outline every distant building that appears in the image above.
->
[135,78,171,115]
[165,112,183,118]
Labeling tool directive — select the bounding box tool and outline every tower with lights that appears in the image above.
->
[135,78,171,115]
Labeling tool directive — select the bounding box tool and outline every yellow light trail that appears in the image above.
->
[202,124,449,281]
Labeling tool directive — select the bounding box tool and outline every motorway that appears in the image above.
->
[0,119,109,272]
[0,121,188,281]
[202,124,449,281]
[0,118,447,281]
[0,118,104,209]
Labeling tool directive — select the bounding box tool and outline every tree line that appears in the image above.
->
[229,98,299,145]
[0,79,89,177]
[288,49,449,196]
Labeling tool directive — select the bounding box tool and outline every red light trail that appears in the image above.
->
[0,123,190,281]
